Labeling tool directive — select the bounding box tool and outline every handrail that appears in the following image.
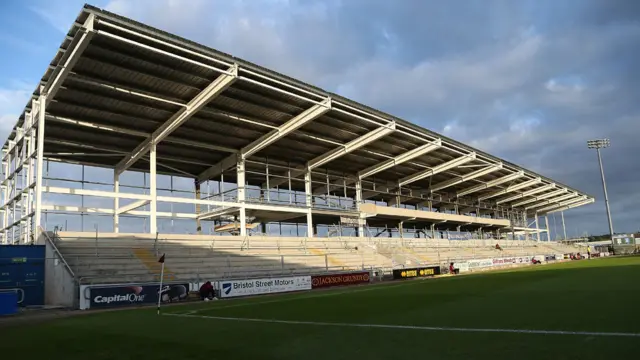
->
[39,226,76,279]
[0,288,25,304]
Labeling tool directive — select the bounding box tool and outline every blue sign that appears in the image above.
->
[0,245,45,306]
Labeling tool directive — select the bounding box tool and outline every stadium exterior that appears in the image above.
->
[0,4,594,245]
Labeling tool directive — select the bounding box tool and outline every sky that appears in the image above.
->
[0,0,639,237]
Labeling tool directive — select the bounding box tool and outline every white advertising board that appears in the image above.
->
[218,276,312,298]
[491,256,532,266]
[467,258,493,269]
[453,262,470,273]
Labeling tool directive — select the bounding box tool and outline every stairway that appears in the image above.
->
[132,248,176,281]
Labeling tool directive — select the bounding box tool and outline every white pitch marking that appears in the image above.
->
[164,313,640,338]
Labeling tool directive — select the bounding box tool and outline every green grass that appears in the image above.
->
[3,257,640,359]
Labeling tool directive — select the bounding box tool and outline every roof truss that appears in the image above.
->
[115,64,238,175]
[512,188,568,208]
[398,153,477,188]
[456,171,524,198]
[429,163,503,192]
[496,183,556,205]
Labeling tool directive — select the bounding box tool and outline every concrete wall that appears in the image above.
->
[43,234,77,308]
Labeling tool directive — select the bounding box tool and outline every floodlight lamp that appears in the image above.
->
[586,138,611,149]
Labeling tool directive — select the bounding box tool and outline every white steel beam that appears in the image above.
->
[197,98,331,183]
[312,176,356,196]
[242,98,331,159]
[398,152,476,187]
[456,171,524,198]
[478,177,542,202]
[358,139,441,179]
[542,198,595,215]
[535,196,590,214]
[197,154,238,183]
[41,204,197,219]
[307,122,396,170]
[149,143,157,234]
[266,123,396,189]
[113,171,119,233]
[115,64,238,175]
[197,207,239,221]
[43,14,95,105]
[513,189,568,208]
[34,96,47,233]
[116,199,150,215]
[525,193,578,210]
[496,183,556,205]
[41,185,308,213]
[44,186,151,201]
[312,139,440,196]
[429,163,503,192]
[47,115,237,154]
[305,170,313,238]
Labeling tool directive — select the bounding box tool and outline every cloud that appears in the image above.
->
[28,0,91,34]
[0,81,32,140]
[13,0,638,236]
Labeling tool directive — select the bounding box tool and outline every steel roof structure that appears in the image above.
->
[0,4,593,244]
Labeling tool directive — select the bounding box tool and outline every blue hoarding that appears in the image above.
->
[0,245,45,306]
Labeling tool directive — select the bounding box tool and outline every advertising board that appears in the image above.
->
[453,262,470,273]
[492,256,532,266]
[218,276,311,298]
[87,282,190,309]
[311,271,370,289]
[392,266,440,280]
[467,258,493,269]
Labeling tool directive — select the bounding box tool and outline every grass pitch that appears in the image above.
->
[2,257,640,359]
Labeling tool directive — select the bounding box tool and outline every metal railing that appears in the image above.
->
[40,227,76,279]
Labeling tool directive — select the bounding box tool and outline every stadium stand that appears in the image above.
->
[53,231,578,285]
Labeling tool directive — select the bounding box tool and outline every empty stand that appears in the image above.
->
[52,231,578,285]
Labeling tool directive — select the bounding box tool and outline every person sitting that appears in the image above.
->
[495,243,503,251]
[199,281,215,300]
[531,258,541,265]
[449,262,459,275]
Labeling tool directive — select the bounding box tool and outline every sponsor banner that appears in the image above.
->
[88,283,190,309]
[467,258,493,269]
[447,232,472,241]
[311,271,370,289]
[492,256,532,266]
[340,216,360,226]
[453,262,470,273]
[545,254,557,261]
[392,266,440,280]
[218,276,311,298]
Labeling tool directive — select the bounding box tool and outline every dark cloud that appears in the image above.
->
[9,0,637,235]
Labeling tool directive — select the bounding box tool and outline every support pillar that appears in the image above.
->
[34,95,47,236]
[545,215,551,242]
[23,111,35,243]
[113,171,119,233]
[561,211,567,240]
[355,179,364,238]
[149,143,157,234]
[195,180,202,234]
[237,157,246,237]
[534,213,540,242]
[1,149,8,243]
[305,169,313,238]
